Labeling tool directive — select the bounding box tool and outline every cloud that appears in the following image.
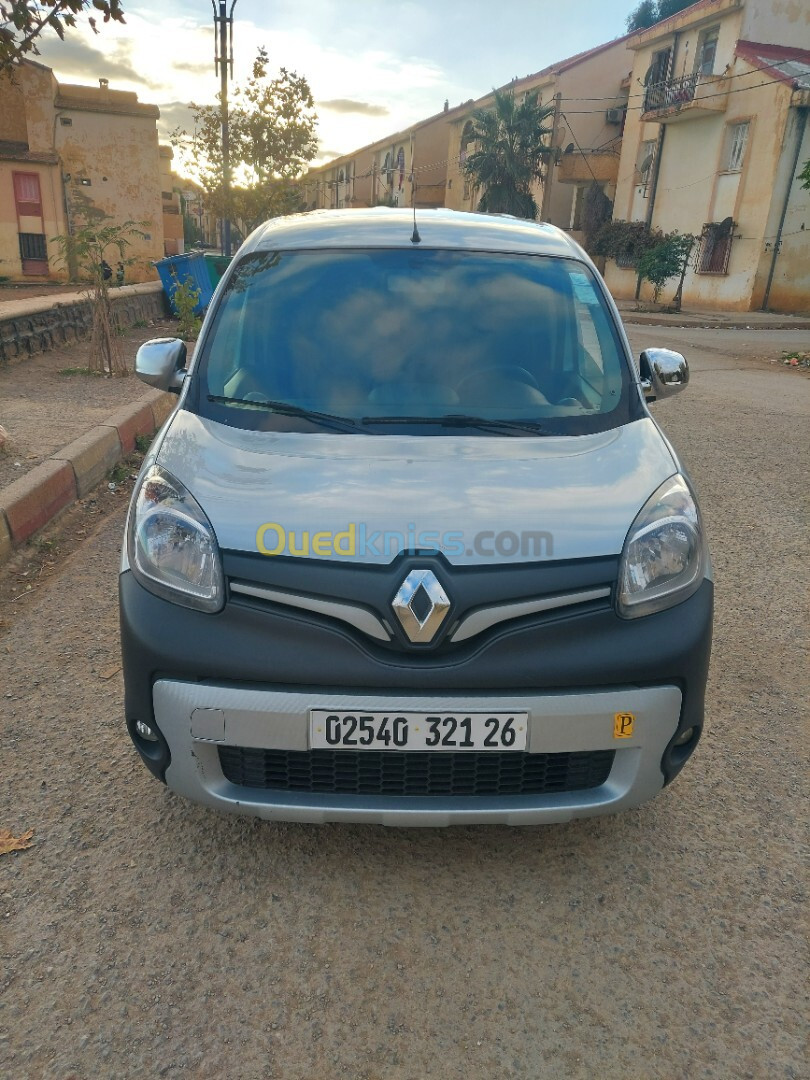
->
[156,100,198,134]
[319,98,390,117]
[36,35,152,89]
[173,60,212,76]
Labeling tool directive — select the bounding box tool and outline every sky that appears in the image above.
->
[34,0,635,172]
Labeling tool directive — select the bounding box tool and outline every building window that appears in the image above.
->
[19,233,47,261]
[724,122,749,173]
[570,184,586,231]
[695,26,719,76]
[459,120,476,165]
[59,116,73,126]
[643,46,672,111]
[636,139,657,195]
[698,219,734,274]
[13,171,42,212]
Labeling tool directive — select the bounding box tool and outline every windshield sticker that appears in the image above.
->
[570,271,600,306]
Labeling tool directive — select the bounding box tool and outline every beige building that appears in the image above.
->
[304,35,636,238]
[303,104,461,214]
[605,0,810,312]
[159,144,184,256]
[445,37,635,241]
[0,59,165,282]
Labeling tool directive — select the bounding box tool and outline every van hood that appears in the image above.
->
[156,412,677,565]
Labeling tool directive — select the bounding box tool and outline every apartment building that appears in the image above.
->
[305,36,635,237]
[445,36,635,239]
[0,59,165,282]
[303,103,460,213]
[159,144,184,256]
[606,0,810,311]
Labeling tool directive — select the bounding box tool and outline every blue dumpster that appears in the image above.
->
[153,252,213,316]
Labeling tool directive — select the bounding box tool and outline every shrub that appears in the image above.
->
[592,220,659,267]
[637,232,695,304]
[172,275,202,340]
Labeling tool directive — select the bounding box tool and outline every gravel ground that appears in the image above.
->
[0,321,182,489]
[0,326,808,1079]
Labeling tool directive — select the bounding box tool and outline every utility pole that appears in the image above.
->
[212,1,237,256]
[540,92,562,223]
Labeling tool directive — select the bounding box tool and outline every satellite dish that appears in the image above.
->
[564,143,575,155]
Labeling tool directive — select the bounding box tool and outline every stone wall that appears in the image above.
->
[0,286,170,365]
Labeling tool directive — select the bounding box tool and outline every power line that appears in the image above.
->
[559,111,598,184]
[558,56,807,105]
[560,75,799,115]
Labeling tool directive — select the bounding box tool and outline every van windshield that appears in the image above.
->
[193,248,641,436]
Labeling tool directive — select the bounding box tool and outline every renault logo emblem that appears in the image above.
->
[392,569,450,643]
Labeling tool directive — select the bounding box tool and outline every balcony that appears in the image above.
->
[642,73,729,122]
[557,151,619,185]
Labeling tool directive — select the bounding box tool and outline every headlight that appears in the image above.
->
[617,475,705,619]
[127,465,224,612]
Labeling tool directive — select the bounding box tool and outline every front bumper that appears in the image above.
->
[152,680,681,825]
[120,571,713,826]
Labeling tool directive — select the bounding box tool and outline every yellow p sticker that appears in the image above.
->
[614,712,635,739]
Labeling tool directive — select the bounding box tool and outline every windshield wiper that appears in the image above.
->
[207,395,366,434]
[361,413,546,435]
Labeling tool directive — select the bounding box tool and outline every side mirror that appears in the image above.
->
[639,348,689,401]
[136,338,187,394]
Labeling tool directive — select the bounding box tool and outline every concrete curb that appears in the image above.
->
[0,387,174,565]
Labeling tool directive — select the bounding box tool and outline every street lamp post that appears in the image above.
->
[212,1,237,257]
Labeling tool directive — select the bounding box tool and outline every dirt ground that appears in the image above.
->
[0,324,807,1079]
[0,320,181,489]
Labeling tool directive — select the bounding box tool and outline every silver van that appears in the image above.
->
[120,208,712,826]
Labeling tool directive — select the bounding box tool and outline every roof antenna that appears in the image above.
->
[410,133,421,244]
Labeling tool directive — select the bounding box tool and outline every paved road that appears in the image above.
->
[2,327,808,1079]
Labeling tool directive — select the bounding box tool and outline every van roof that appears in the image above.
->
[246,207,586,259]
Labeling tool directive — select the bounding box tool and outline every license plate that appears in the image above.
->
[309,711,528,752]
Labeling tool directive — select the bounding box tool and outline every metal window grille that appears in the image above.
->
[615,251,640,270]
[19,233,47,261]
[697,221,733,274]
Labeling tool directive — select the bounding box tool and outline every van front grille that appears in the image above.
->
[217,746,615,797]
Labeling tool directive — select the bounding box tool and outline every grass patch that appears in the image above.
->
[134,433,153,454]
[57,366,105,377]
[109,461,130,484]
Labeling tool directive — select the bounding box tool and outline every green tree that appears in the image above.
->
[625,0,693,33]
[52,218,145,375]
[637,231,695,304]
[462,89,555,220]
[799,158,810,190]
[174,47,318,233]
[0,0,125,70]
[626,0,658,31]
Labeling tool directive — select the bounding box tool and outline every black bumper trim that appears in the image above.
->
[120,572,712,787]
